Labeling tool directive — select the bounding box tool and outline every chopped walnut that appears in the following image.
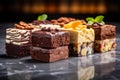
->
[15,21,34,30]
[51,17,76,27]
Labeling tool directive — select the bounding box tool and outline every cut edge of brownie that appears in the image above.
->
[6,43,31,58]
[30,46,69,62]
[32,30,70,48]
[93,24,116,40]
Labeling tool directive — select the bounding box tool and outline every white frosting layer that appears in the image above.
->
[6,28,31,42]
[30,24,64,32]
[40,24,61,29]
[6,39,29,45]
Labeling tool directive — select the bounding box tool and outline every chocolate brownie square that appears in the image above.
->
[6,43,31,57]
[93,24,116,40]
[30,46,69,62]
[32,30,70,48]
[6,28,32,57]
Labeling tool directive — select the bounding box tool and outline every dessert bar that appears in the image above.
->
[6,21,34,57]
[32,28,70,48]
[30,46,69,62]
[86,15,116,53]
[64,20,95,56]
[30,27,70,62]
[95,38,116,52]
[93,24,116,52]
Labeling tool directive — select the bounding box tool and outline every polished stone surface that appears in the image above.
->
[0,23,120,80]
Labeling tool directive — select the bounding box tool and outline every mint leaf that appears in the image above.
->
[37,16,42,21]
[86,17,95,22]
[100,21,105,25]
[88,21,94,25]
[42,14,48,20]
[95,15,104,23]
[37,14,48,21]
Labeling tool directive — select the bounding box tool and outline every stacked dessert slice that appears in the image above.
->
[6,21,34,57]
[93,24,116,52]
[86,15,116,52]
[30,26,70,62]
[63,20,95,56]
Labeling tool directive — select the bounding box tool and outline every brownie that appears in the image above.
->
[93,24,116,40]
[6,25,33,57]
[32,29,70,48]
[30,46,69,62]
[6,43,31,58]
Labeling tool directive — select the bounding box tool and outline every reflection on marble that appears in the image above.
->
[0,51,117,80]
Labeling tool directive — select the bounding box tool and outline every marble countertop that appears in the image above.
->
[0,23,120,80]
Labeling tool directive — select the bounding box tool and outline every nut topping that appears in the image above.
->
[15,21,34,30]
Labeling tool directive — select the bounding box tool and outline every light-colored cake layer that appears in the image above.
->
[64,20,94,44]
[69,42,94,56]
[30,24,62,31]
[6,28,31,45]
[66,29,94,43]
[6,28,31,42]
[95,38,116,52]
[6,39,29,45]
[40,24,61,29]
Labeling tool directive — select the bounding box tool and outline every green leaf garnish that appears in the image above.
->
[37,14,48,21]
[88,21,94,25]
[95,15,104,23]
[86,15,105,25]
[100,21,105,25]
[86,17,95,22]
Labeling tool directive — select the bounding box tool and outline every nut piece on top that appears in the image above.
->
[6,21,34,58]
[63,20,95,56]
[30,26,70,62]
[30,14,52,30]
[51,17,76,27]
[86,15,116,52]
[15,21,34,30]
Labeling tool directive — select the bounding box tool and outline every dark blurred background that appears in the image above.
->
[0,0,120,22]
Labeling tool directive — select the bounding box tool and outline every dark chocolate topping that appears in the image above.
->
[41,27,59,32]
[92,22,103,27]
[32,20,51,25]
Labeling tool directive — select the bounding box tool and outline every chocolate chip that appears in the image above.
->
[41,27,47,31]
[87,25,92,29]
[93,22,103,27]
[32,20,51,25]
[55,28,59,31]
[51,31,56,34]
